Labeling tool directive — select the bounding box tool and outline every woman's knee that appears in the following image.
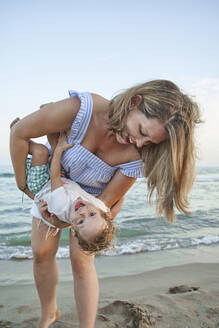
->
[32,244,57,264]
[70,250,95,277]
[31,218,60,264]
[69,230,95,277]
[72,260,95,279]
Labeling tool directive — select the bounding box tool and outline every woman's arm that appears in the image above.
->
[110,197,125,219]
[98,170,136,217]
[10,96,80,195]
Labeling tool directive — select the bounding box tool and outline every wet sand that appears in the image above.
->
[1,262,219,327]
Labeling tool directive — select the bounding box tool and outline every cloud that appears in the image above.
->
[189,78,219,166]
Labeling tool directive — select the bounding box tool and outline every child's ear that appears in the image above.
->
[107,210,114,220]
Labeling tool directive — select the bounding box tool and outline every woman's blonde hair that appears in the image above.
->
[109,80,202,223]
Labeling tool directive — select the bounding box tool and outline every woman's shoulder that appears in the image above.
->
[107,142,141,166]
[91,93,110,113]
[117,145,143,178]
[122,144,141,162]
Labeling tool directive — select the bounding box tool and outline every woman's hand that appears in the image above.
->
[39,200,71,229]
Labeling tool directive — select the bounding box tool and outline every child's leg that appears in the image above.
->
[29,141,49,167]
[26,143,50,195]
[10,117,49,167]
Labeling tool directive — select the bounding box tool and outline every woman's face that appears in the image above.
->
[116,108,167,148]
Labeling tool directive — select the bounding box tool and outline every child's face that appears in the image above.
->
[71,197,107,242]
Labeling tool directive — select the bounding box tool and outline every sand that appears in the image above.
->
[1,262,219,327]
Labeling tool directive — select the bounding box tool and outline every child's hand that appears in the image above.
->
[39,200,71,229]
[39,200,51,221]
[55,131,74,153]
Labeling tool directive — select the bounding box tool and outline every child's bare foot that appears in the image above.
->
[10,117,20,129]
[38,308,61,328]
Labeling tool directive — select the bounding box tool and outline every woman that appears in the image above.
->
[10,80,201,328]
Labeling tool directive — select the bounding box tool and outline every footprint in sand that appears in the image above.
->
[98,300,156,328]
[168,285,200,294]
[0,320,12,328]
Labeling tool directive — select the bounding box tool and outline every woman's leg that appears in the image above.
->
[69,229,99,328]
[31,217,61,328]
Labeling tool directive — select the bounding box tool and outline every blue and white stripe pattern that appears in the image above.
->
[60,90,143,196]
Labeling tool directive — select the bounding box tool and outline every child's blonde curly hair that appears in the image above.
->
[74,210,116,254]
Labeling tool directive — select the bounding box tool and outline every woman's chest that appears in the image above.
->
[82,129,139,167]
[65,111,140,167]
[61,143,117,190]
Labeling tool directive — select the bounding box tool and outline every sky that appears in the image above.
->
[1,0,219,166]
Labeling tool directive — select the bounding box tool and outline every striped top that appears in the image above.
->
[51,91,143,196]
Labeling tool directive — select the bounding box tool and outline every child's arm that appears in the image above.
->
[38,132,73,229]
[50,132,73,191]
[47,132,59,155]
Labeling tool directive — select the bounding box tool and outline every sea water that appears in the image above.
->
[0,165,219,263]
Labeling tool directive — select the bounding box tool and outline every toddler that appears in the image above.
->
[10,118,114,253]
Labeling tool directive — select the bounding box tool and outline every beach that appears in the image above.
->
[1,260,219,327]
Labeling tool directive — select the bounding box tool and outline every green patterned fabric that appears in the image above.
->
[26,158,50,194]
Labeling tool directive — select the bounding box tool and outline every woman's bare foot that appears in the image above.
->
[10,117,20,129]
[38,308,61,328]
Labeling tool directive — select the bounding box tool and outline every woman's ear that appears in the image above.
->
[130,95,143,109]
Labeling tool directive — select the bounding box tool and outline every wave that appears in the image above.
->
[105,234,219,256]
[1,234,219,260]
[0,228,71,247]
[0,169,218,180]
[0,207,31,215]
[0,173,14,178]
[197,167,219,175]
[196,177,219,182]
[1,208,219,246]
[0,167,218,179]
[0,245,70,261]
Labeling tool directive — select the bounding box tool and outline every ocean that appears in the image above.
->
[0,165,219,283]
